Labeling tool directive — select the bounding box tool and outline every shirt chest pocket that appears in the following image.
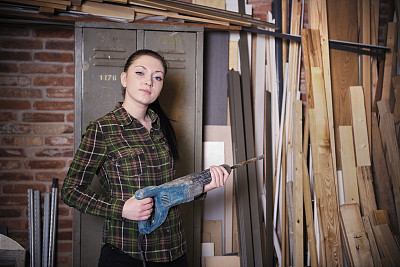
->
[110,147,147,181]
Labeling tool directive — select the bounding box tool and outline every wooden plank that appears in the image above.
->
[301,28,322,109]
[302,111,318,267]
[371,112,399,235]
[264,91,274,267]
[227,70,254,266]
[338,126,359,204]
[377,100,400,235]
[281,119,288,267]
[286,180,294,265]
[0,0,68,9]
[340,203,374,267]
[381,22,397,111]
[309,0,338,200]
[310,67,342,266]
[78,1,135,19]
[373,224,395,266]
[130,0,254,27]
[360,0,372,152]
[293,100,303,267]
[350,86,371,166]
[39,6,55,14]
[238,30,264,267]
[371,4,379,113]
[228,41,238,71]
[356,166,377,221]
[362,216,383,267]
[326,0,359,171]
[392,76,400,120]
[375,224,400,265]
[193,0,225,10]
[373,58,385,112]
[284,0,302,155]
[339,212,354,267]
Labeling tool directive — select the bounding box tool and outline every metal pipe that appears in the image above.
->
[42,193,51,267]
[28,189,34,267]
[34,190,41,267]
[48,179,58,267]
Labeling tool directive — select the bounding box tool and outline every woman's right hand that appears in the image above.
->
[122,196,153,221]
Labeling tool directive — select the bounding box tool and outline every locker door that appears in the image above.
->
[143,30,202,267]
[75,27,137,267]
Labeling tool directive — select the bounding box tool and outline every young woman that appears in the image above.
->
[61,49,230,267]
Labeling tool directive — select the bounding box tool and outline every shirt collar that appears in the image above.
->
[113,102,160,129]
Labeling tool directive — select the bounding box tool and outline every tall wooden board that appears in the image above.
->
[310,67,342,266]
[326,0,359,170]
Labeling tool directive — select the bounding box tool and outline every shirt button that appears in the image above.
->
[152,146,155,150]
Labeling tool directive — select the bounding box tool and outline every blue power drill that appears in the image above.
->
[134,155,264,235]
[134,155,264,266]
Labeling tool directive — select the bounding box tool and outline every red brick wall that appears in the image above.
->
[0,23,74,266]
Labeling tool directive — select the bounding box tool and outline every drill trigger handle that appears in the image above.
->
[135,186,170,235]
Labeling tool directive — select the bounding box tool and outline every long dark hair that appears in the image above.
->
[122,49,179,160]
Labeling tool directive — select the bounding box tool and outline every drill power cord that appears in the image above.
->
[138,233,147,267]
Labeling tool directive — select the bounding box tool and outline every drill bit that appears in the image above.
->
[231,155,265,169]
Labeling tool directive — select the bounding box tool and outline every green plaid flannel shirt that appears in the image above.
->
[61,103,186,262]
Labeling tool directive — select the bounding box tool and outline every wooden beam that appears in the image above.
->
[264,91,274,267]
[350,86,371,166]
[356,166,377,222]
[238,29,264,267]
[310,67,342,266]
[227,70,254,267]
[293,100,303,267]
[78,1,135,20]
[309,0,338,199]
[0,0,68,9]
[340,203,374,267]
[374,224,400,265]
[326,0,359,171]
[381,22,398,111]
[129,0,269,27]
[362,216,383,267]
[392,76,400,120]
[302,111,318,267]
[373,223,396,266]
[360,0,372,153]
[377,100,400,235]
[371,112,399,235]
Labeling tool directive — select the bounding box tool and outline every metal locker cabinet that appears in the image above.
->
[74,22,204,267]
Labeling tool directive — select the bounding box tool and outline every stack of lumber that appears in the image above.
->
[267,0,400,266]
[0,0,275,29]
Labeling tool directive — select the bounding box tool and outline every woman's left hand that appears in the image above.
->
[203,165,230,193]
